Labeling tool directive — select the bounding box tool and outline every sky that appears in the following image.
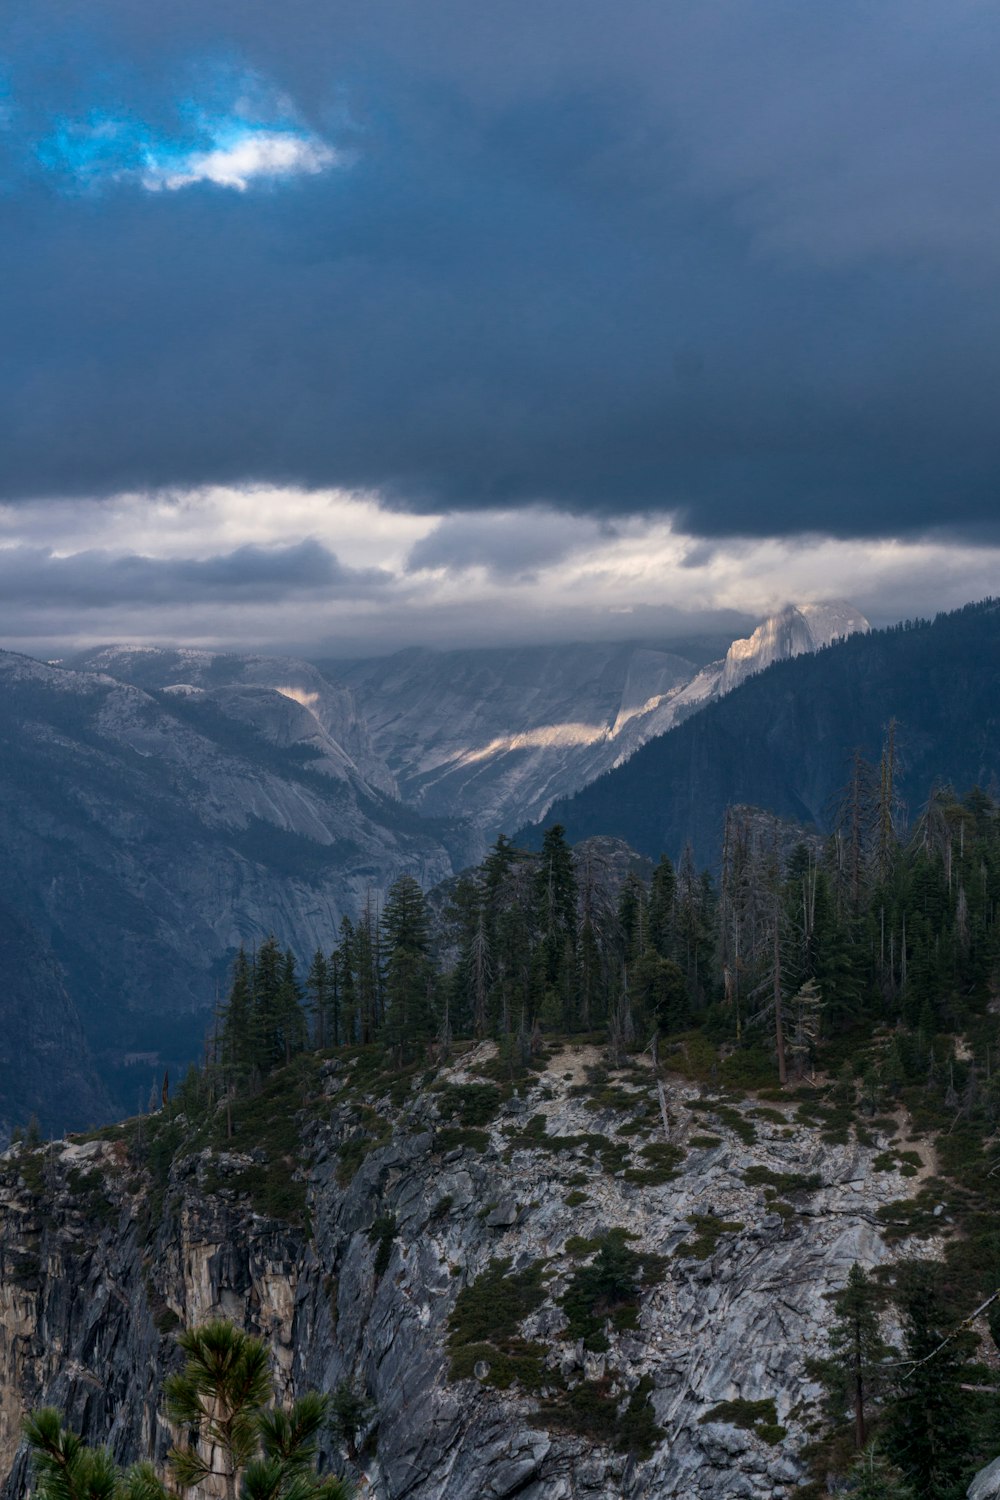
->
[2,1,999,656]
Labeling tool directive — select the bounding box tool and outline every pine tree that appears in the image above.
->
[648,854,676,959]
[252,936,285,1075]
[534,825,578,1016]
[220,948,255,1084]
[353,896,382,1045]
[305,950,330,1049]
[884,1269,977,1500]
[809,1263,892,1450]
[275,949,307,1065]
[334,917,357,1046]
[165,1321,274,1500]
[846,1445,915,1500]
[383,875,435,1063]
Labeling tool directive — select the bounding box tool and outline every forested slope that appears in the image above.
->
[527,600,1000,864]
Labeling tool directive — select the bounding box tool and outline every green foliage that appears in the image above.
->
[843,1445,915,1500]
[447,1258,548,1391]
[26,1324,352,1500]
[448,1258,546,1348]
[883,1268,979,1500]
[441,1125,494,1155]
[807,1263,893,1450]
[676,1214,744,1261]
[165,1321,273,1492]
[700,1398,786,1445]
[328,1380,374,1459]
[559,1231,666,1351]
[622,1141,685,1186]
[24,1408,125,1500]
[743,1165,824,1195]
[368,1214,397,1279]
[18,1148,47,1196]
[433,1083,503,1126]
[531,1373,663,1458]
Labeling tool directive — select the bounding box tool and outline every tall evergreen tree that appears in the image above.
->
[884,1269,977,1500]
[382,875,435,1062]
[809,1263,892,1450]
[305,950,330,1049]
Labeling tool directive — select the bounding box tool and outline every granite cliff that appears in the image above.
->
[0,1042,942,1500]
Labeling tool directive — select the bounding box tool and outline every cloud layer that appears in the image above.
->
[1,486,998,659]
[2,2,1000,540]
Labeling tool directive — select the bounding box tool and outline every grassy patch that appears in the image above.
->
[676,1213,744,1260]
[701,1398,786,1445]
[509,1114,608,1157]
[743,1166,824,1195]
[447,1257,548,1390]
[435,1126,490,1153]
[623,1141,685,1186]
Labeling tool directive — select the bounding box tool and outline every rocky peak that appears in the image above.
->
[718,601,870,696]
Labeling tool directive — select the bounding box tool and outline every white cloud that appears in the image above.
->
[0,485,997,657]
[141,131,339,192]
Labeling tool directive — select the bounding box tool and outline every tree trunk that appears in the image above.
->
[773,922,787,1086]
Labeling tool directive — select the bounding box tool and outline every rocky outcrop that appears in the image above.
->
[0,1046,939,1500]
[970,1456,1000,1499]
[717,602,869,697]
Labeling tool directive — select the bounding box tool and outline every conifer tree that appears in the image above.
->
[534,825,578,1016]
[383,876,435,1062]
[884,1269,977,1500]
[809,1263,892,1450]
[305,950,330,1049]
[334,917,357,1045]
[648,854,676,959]
[846,1446,915,1500]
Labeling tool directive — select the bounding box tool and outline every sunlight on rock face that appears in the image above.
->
[274,685,322,713]
[455,722,610,766]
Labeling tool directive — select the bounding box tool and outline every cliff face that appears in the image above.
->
[0,1046,938,1500]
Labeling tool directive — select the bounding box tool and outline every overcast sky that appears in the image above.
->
[2,1,998,656]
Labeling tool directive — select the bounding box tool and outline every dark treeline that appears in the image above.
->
[214,745,1000,1096]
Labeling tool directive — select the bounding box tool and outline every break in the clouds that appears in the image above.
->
[1,486,999,659]
[31,64,340,193]
[3,1,1000,543]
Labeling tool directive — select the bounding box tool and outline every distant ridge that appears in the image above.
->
[333,600,868,852]
[520,599,1000,866]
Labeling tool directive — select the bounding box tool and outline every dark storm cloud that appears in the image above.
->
[0,541,389,607]
[3,1,1000,538]
[406,510,614,579]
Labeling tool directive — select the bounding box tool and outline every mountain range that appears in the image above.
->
[331,600,868,848]
[0,598,871,1137]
